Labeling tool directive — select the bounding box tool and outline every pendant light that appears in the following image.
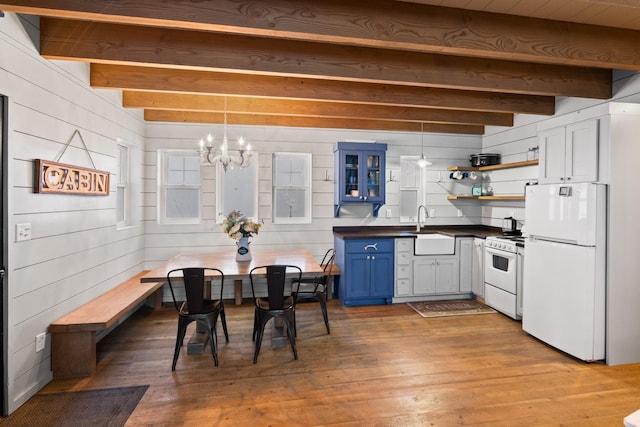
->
[416,122,432,168]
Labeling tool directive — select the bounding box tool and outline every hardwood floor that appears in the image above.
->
[42,300,640,426]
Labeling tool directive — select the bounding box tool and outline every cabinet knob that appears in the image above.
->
[371,256,376,260]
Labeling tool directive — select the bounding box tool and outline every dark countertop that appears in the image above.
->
[333,225,504,240]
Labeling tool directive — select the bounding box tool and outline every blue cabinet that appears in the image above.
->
[334,237,394,306]
[334,142,387,217]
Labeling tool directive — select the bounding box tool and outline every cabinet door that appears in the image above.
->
[471,239,485,296]
[363,151,385,203]
[434,258,459,293]
[345,253,370,298]
[565,120,598,183]
[370,252,393,297]
[339,150,362,203]
[413,258,436,295]
[539,127,566,184]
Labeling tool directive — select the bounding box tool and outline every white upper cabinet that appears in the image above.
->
[538,119,599,184]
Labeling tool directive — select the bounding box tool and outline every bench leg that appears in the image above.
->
[52,331,97,379]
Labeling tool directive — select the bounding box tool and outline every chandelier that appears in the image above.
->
[198,97,251,172]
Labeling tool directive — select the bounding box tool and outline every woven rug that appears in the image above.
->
[407,299,496,318]
[1,385,148,427]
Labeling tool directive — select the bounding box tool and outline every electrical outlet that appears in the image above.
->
[386,208,391,218]
[457,209,463,218]
[429,209,436,217]
[35,332,45,352]
[16,223,31,242]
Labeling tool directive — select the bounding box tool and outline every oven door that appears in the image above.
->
[484,246,517,293]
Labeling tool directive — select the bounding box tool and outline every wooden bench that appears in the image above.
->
[49,271,163,379]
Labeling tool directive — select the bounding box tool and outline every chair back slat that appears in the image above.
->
[250,264,302,310]
[167,267,224,315]
[266,265,287,310]
[183,268,206,314]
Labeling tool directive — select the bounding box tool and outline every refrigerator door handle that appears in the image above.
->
[530,236,578,245]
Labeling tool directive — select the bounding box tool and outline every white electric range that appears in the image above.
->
[484,235,524,320]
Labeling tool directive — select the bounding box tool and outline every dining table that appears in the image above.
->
[140,249,324,352]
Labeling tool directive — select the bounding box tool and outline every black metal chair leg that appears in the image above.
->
[319,296,330,334]
[207,321,219,367]
[172,319,189,371]
[220,308,229,342]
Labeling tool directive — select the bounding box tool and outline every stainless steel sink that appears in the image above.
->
[414,233,455,255]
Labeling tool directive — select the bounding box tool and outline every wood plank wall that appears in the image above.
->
[0,14,146,412]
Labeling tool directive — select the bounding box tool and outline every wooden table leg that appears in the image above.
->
[234,279,243,305]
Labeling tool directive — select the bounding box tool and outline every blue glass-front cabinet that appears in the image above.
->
[334,237,394,306]
[334,142,387,217]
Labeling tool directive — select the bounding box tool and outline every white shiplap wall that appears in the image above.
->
[0,14,145,412]
[481,70,640,231]
[143,123,483,287]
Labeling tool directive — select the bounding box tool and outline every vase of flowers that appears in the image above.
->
[222,210,262,262]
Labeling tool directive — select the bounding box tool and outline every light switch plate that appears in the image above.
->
[35,333,45,352]
[16,223,31,242]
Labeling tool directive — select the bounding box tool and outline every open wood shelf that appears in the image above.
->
[447,159,538,172]
[447,195,526,201]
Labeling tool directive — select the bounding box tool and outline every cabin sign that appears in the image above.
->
[35,159,110,196]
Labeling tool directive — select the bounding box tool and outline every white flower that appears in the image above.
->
[222,210,262,240]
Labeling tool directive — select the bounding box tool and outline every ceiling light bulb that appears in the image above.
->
[417,154,431,168]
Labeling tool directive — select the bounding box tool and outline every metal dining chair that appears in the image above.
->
[291,248,335,334]
[166,267,229,370]
[249,264,302,363]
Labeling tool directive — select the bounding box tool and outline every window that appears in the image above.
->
[399,156,425,223]
[116,143,129,228]
[272,152,312,224]
[216,157,259,223]
[158,150,201,224]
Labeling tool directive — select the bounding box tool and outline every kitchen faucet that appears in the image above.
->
[417,204,428,232]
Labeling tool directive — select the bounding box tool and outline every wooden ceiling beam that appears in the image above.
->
[3,0,640,70]
[42,18,612,98]
[123,92,514,126]
[94,64,554,116]
[143,110,485,134]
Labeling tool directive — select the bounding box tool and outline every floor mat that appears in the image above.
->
[1,385,148,427]
[407,299,497,318]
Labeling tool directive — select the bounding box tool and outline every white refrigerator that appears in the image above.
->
[523,182,606,361]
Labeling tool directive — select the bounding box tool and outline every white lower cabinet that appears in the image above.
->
[413,257,458,294]
[393,237,473,303]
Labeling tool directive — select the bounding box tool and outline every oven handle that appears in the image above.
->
[485,247,517,257]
